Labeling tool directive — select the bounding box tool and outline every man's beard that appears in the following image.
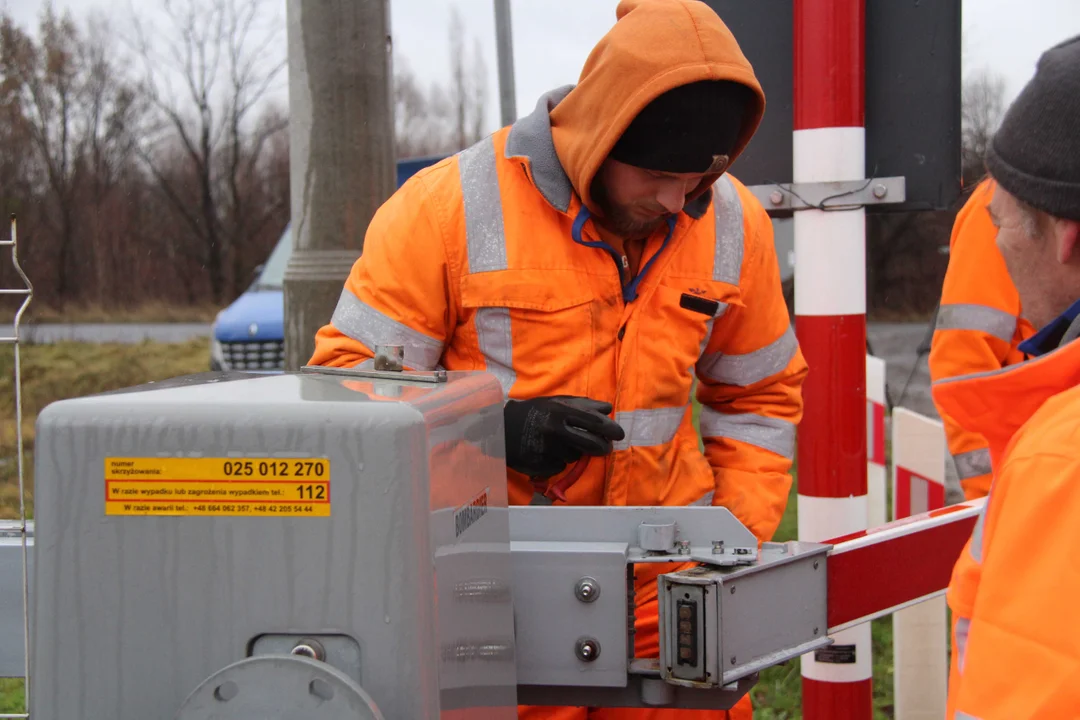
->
[590,180,667,240]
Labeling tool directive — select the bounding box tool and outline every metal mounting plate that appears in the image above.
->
[249,633,363,687]
[300,364,448,383]
[173,654,384,720]
[511,541,630,687]
[747,176,906,211]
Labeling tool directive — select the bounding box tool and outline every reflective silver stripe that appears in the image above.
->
[698,326,798,386]
[688,490,714,506]
[459,137,508,273]
[969,502,986,564]
[699,408,795,459]
[954,616,971,673]
[474,307,515,396]
[330,290,443,370]
[613,406,687,451]
[936,303,1017,343]
[711,175,745,285]
[955,712,982,720]
[954,447,992,480]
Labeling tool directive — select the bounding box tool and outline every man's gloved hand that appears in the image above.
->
[504,396,626,478]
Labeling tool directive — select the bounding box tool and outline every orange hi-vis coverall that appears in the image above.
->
[929,179,1036,499]
[310,1,807,717]
[934,304,1080,718]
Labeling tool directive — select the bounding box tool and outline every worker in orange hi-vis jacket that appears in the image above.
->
[309,1,808,718]
[929,177,1036,500]
[933,33,1080,719]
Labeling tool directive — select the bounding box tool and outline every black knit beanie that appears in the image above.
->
[609,80,755,174]
[985,34,1080,221]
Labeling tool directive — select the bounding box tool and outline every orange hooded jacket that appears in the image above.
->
[310,2,806,717]
[929,179,1036,499]
[934,314,1080,718]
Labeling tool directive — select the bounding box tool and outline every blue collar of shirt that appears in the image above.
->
[1018,297,1080,357]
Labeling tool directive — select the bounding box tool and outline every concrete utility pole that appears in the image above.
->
[493,0,517,127]
[283,0,396,370]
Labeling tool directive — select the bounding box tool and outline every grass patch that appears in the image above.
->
[1,301,220,325]
[0,679,23,714]
[0,338,212,519]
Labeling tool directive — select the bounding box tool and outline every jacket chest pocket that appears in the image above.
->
[459,269,600,399]
[636,278,740,397]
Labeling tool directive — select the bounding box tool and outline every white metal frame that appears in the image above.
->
[2,215,32,719]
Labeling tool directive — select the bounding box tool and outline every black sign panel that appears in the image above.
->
[705,0,962,211]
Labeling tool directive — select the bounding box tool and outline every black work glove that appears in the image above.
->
[504,396,626,478]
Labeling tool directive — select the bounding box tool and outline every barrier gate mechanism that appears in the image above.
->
[7,351,984,719]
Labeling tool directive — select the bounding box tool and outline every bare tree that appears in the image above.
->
[392,5,489,158]
[80,12,143,304]
[0,6,140,302]
[393,56,449,157]
[129,0,287,304]
[469,37,488,142]
[961,69,1007,185]
[449,7,468,150]
[1,7,82,300]
[447,7,489,151]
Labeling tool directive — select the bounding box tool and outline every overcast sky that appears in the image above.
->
[5,0,1079,137]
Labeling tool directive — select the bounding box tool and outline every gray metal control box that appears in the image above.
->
[30,369,518,719]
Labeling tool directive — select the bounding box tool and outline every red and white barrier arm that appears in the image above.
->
[824,498,984,635]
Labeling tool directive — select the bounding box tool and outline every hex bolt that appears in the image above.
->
[291,638,327,662]
[575,577,601,603]
[814,627,820,636]
[214,681,239,702]
[813,560,819,570]
[309,678,335,701]
[769,190,784,206]
[729,585,736,595]
[676,540,691,555]
[730,656,737,666]
[575,637,601,662]
[711,540,724,554]
[872,183,888,199]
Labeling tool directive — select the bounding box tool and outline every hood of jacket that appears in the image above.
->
[547,0,765,217]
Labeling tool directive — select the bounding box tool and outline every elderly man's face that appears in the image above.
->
[988,185,1079,330]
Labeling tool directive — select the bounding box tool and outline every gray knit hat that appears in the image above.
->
[985,34,1080,221]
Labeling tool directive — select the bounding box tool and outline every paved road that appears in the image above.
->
[2,322,212,345]
[868,321,938,419]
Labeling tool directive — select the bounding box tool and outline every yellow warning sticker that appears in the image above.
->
[104,457,330,517]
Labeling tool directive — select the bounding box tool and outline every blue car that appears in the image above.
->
[210,154,448,371]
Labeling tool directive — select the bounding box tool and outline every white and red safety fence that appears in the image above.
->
[866,355,887,530]
[890,408,949,718]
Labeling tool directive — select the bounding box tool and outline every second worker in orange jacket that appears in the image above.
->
[929,178,1036,500]
[310,2,807,718]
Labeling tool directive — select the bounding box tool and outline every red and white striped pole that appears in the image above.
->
[793,0,870,717]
